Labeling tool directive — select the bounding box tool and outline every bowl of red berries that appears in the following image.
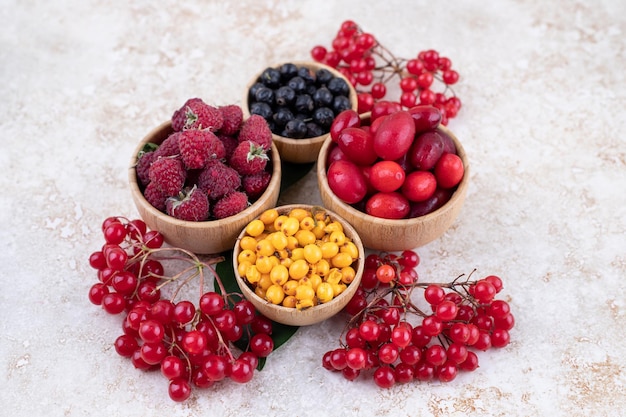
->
[316,104,469,251]
[129,99,281,254]
[232,204,365,326]
[243,61,358,164]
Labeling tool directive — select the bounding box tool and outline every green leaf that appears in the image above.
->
[211,160,316,370]
[214,251,299,371]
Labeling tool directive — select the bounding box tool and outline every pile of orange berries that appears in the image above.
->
[236,207,360,309]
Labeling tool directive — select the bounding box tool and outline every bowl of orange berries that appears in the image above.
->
[129,98,281,254]
[232,204,364,326]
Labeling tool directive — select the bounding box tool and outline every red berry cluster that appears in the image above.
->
[311,20,461,125]
[326,106,464,219]
[136,98,274,222]
[323,251,514,388]
[88,216,275,402]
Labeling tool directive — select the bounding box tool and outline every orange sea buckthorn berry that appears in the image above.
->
[281,217,300,237]
[254,286,266,299]
[270,264,289,286]
[331,252,353,268]
[326,268,343,285]
[329,230,346,246]
[282,295,297,308]
[324,221,343,234]
[341,266,357,284]
[267,231,288,251]
[245,219,265,237]
[259,208,279,226]
[299,216,315,231]
[312,259,330,277]
[295,284,315,302]
[332,283,347,296]
[291,247,305,261]
[255,239,275,257]
[289,259,309,280]
[308,273,322,290]
[237,260,252,278]
[255,255,274,274]
[311,222,327,239]
[295,229,316,246]
[245,265,261,284]
[238,249,257,265]
[303,244,323,264]
[340,241,359,259]
[286,235,299,250]
[316,282,334,303]
[282,280,298,296]
[288,208,310,221]
[265,284,285,305]
[274,214,289,231]
[320,241,339,259]
[258,273,273,291]
[239,236,258,251]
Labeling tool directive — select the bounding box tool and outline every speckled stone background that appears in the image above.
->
[2,1,625,416]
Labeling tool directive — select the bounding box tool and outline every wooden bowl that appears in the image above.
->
[242,61,358,164]
[232,204,364,326]
[128,121,281,254]
[316,122,469,252]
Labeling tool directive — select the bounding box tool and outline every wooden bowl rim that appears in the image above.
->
[316,121,470,227]
[128,120,282,230]
[232,204,365,324]
[242,60,359,146]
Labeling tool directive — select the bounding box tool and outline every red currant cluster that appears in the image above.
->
[87,217,275,402]
[323,251,514,387]
[310,20,461,125]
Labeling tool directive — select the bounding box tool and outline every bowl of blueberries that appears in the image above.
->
[243,61,358,164]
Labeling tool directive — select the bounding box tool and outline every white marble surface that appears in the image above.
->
[2,1,625,416]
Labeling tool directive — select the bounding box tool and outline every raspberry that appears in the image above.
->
[213,191,249,219]
[148,157,186,197]
[218,105,243,136]
[218,134,239,160]
[237,115,272,149]
[143,181,167,211]
[172,98,224,132]
[229,140,269,176]
[197,160,242,201]
[242,171,271,200]
[136,150,157,186]
[154,132,181,158]
[179,130,225,170]
[166,187,210,221]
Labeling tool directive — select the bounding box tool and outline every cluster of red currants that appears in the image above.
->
[310,20,462,125]
[87,217,275,402]
[323,250,514,388]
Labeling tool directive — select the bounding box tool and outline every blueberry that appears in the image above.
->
[333,95,352,113]
[312,107,335,128]
[328,77,350,96]
[283,119,308,139]
[248,82,265,99]
[315,68,334,86]
[294,94,314,114]
[249,102,273,121]
[259,67,282,88]
[312,87,333,108]
[273,107,294,127]
[279,63,299,81]
[306,122,325,138]
[274,86,295,107]
[287,76,307,94]
[254,86,274,104]
[297,67,316,85]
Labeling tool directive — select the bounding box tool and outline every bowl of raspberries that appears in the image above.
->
[129,98,281,254]
[316,105,469,251]
[243,61,357,164]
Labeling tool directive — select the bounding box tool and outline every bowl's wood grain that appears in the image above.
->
[316,123,469,251]
[242,61,358,164]
[129,121,281,254]
[232,204,364,326]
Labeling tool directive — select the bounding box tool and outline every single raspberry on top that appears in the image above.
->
[212,191,248,219]
[179,130,225,170]
[166,186,210,221]
[172,98,224,132]
[229,140,269,176]
[143,181,167,211]
[218,105,244,136]
[197,160,242,201]
[237,114,272,149]
[148,157,186,197]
